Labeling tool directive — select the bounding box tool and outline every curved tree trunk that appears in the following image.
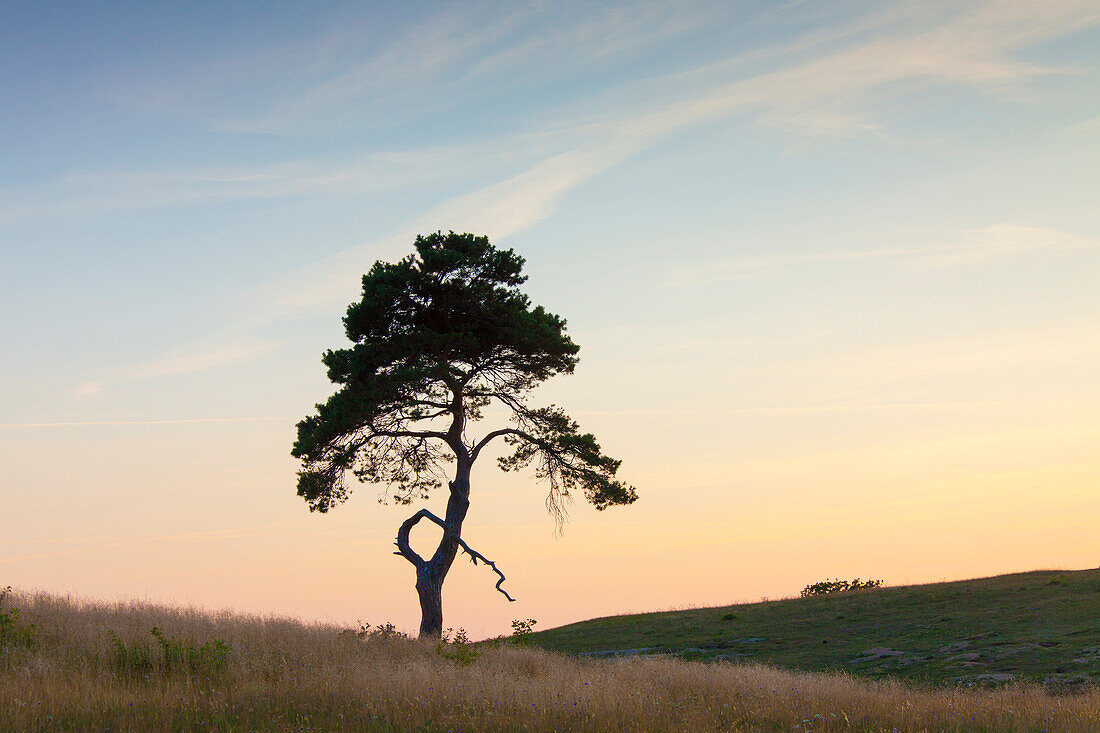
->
[404,460,472,640]
[394,455,513,640]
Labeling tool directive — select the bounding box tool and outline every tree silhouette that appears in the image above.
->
[292,232,637,639]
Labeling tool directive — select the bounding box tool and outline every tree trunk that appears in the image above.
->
[414,459,472,640]
[415,564,444,639]
[394,456,515,640]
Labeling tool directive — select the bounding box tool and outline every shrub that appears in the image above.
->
[721,612,738,621]
[510,618,537,646]
[110,627,230,678]
[151,626,230,674]
[0,586,37,658]
[800,578,884,598]
[109,630,157,677]
[355,621,408,640]
[437,627,479,666]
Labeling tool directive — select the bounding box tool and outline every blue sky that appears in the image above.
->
[2,1,1099,635]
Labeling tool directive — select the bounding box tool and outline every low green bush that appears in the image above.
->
[356,621,408,640]
[110,627,230,678]
[0,586,37,659]
[800,578,883,598]
[437,627,479,666]
[509,618,537,645]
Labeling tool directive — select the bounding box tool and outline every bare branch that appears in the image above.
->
[391,508,515,602]
[452,535,516,602]
[393,508,438,567]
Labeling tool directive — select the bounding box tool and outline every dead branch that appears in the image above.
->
[392,508,515,602]
[451,535,516,602]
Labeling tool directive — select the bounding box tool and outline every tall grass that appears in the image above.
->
[1,588,1097,731]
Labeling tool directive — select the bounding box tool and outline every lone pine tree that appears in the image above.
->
[292,232,637,639]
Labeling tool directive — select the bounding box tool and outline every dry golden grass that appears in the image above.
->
[1,588,1098,731]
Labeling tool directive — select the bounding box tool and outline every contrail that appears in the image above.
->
[0,519,384,564]
[0,417,292,429]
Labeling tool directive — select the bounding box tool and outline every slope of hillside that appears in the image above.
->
[3,583,1100,730]
[530,568,1100,688]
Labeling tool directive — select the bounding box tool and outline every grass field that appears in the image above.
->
[529,568,1100,689]
[2,582,1100,731]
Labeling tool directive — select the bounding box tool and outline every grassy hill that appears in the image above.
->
[2,582,1100,730]
[529,568,1100,688]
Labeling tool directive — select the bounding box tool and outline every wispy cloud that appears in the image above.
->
[0,141,552,225]
[755,323,1100,391]
[911,225,1100,266]
[74,342,276,398]
[569,399,1071,417]
[8,3,1095,229]
[456,0,712,81]
[258,126,663,314]
[0,417,289,429]
[664,225,1100,285]
[620,0,1099,139]
[206,0,718,135]
[256,1,1100,313]
[1053,113,1100,139]
[0,518,384,565]
[210,0,1093,138]
[8,1,1096,327]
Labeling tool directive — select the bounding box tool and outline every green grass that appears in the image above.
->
[528,568,1100,688]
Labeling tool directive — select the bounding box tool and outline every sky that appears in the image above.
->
[2,0,1099,638]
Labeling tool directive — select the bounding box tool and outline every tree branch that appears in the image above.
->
[470,428,536,461]
[409,398,452,410]
[393,509,434,567]
[452,535,516,602]
[370,428,450,441]
[391,508,515,602]
[406,407,451,420]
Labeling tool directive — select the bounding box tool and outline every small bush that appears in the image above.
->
[109,630,157,677]
[356,621,408,640]
[467,618,540,653]
[721,612,738,621]
[800,578,884,598]
[437,627,479,666]
[110,627,230,678]
[151,626,230,674]
[510,618,537,646]
[0,587,37,658]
